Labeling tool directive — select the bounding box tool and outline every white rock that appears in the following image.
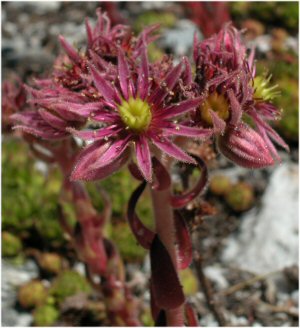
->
[161,20,202,56]
[204,265,229,289]
[222,163,298,274]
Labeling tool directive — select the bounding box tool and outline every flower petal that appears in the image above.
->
[228,89,242,125]
[151,135,196,164]
[38,109,68,131]
[162,123,213,139]
[135,135,152,182]
[90,136,131,169]
[59,35,80,62]
[118,48,133,100]
[155,97,204,120]
[71,140,130,181]
[137,43,149,100]
[90,66,121,106]
[209,109,226,134]
[67,125,121,141]
[149,62,182,107]
[85,17,93,48]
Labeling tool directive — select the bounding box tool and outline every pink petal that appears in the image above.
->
[127,181,155,249]
[91,111,120,123]
[13,125,67,140]
[38,109,68,131]
[90,136,131,169]
[182,56,193,85]
[118,48,134,100]
[90,66,121,106]
[71,140,130,181]
[58,35,80,62]
[67,125,121,141]
[209,109,226,134]
[170,156,208,209]
[150,234,185,309]
[174,211,193,270]
[151,135,196,164]
[252,112,289,151]
[162,123,213,139]
[135,135,152,182]
[149,62,182,107]
[228,89,242,125]
[85,17,93,48]
[155,97,204,120]
[137,43,149,100]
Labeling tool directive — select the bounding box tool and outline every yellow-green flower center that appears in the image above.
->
[118,97,152,132]
[199,92,230,126]
[253,75,280,102]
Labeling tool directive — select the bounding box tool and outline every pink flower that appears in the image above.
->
[70,45,211,182]
[11,82,89,140]
[193,24,288,167]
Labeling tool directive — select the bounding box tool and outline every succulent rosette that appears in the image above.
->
[69,44,212,182]
[11,9,161,143]
[2,75,27,133]
[55,8,159,93]
[193,23,288,168]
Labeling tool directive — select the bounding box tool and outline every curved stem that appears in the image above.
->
[150,151,184,326]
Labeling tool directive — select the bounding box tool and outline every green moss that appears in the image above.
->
[49,270,92,304]
[274,77,298,141]
[87,168,153,227]
[2,231,22,257]
[230,2,298,33]
[111,222,146,263]
[18,280,48,309]
[2,139,64,245]
[225,182,255,212]
[179,268,199,296]
[134,11,176,33]
[140,308,154,327]
[33,304,59,326]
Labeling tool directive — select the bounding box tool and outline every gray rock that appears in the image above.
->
[161,19,202,57]
[2,259,38,327]
[222,163,299,274]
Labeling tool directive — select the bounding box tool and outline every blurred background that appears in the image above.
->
[2,2,299,327]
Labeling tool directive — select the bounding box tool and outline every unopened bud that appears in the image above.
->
[217,123,274,169]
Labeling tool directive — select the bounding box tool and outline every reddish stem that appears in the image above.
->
[150,183,184,326]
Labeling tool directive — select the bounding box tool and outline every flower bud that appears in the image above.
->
[217,123,274,168]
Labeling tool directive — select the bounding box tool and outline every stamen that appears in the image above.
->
[199,92,230,125]
[253,74,280,102]
[118,97,152,132]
